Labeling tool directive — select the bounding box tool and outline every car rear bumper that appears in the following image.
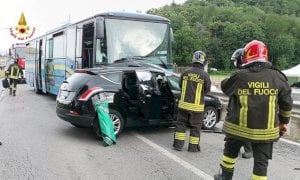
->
[56,106,94,127]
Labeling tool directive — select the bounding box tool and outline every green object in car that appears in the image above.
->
[94,101,116,146]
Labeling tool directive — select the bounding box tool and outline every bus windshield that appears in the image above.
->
[105,19,170,65]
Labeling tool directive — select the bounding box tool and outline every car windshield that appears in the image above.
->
[105,19,169,65]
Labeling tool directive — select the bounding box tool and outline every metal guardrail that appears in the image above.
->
[210,91,300,116]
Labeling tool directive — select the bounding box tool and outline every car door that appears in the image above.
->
[136,70,162,120]
[165,73,180,114]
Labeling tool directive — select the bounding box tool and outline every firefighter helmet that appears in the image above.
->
[231,48,244,68]
[192,50,206,65]
[242,40,268,66]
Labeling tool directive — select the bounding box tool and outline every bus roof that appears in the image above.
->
[95,12,170,23]
[28,11,170,42]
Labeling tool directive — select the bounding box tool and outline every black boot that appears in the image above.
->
[13,90,16,96]
[173,140,184,151]
[214,169,233,180]
[188,144,201,152]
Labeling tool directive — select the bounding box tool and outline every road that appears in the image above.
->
[0,84,300,180]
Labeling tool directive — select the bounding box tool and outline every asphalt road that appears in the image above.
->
[0,84,300,180]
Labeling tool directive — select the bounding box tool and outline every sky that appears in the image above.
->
[0,0,186,54]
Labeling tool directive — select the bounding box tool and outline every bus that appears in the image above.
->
[10,43,26,69]
[25,12,173,95]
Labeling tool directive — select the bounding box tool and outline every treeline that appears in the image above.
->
[148,0,300,70]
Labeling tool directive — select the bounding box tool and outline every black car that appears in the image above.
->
[56,62,223,139]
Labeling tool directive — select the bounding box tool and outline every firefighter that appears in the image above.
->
[231,48,253,159]
[173,50,211,152]
[214,40,293,180]
[5,58,23,96]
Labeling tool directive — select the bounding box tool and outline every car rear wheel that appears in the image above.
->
[109,109,125,136]
[202,106,218,130]
[92,109,125,140]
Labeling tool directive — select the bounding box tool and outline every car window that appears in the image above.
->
[100,71,122,84]
[136,71,154,88]
[167,74,180,91]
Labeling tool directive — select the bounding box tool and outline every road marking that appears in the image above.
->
[279,138,300,147]
[132,132,213,180]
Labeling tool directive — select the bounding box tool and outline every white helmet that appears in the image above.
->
[192,50,206,65]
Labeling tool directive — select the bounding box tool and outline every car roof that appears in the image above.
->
[80,62,166,74]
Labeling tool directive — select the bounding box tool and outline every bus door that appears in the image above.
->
[81,23,94,68]
[40,38,47,93]
[34,39,42,91]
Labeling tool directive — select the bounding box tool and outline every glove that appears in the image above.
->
[279,123,288,136]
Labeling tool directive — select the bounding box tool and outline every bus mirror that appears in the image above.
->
[170,28,174,42]
[96,17,104,39]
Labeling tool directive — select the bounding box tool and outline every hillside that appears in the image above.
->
[148,0,300,70]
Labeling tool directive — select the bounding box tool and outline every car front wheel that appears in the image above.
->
[202,106,218,130]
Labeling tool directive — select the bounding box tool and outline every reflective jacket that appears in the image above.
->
[178,63,211,113]
[7,63,23,80]
[221,62,293,142]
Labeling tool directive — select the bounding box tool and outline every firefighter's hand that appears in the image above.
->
[279,123,288,136]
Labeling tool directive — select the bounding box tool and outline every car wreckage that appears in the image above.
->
[56,60,223,139]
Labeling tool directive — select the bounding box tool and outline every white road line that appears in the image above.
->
[132,132,213,180]
[279,138,300,147]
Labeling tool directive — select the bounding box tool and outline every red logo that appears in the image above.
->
[10,12,35,40]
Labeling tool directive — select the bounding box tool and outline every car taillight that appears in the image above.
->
[70,111,79,115]
[79,87,103,101]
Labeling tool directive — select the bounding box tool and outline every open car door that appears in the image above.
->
[136,71,162,120]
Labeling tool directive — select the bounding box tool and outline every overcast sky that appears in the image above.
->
[0,0,186,54]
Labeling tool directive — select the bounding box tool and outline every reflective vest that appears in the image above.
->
[221,63,293,142]
[8,64,21,80]
[178,64,211,113]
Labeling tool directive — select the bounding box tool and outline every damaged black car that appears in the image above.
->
[56,62,223,139]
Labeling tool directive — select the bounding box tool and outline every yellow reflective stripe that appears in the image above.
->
[223,121,279,140]
[180,79,187,101]
[252,174,267,180]
[221,155,236,169]
[239,95,248,127]
[221,161,235,169]
[189,136,200,144]
[175,132,185,140]
[268,96,276,129]
[194,83,203,105]
[279,109,292,118]
[178,101,204,112]
[222,155,237,164]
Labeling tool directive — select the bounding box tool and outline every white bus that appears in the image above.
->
[25,12,173,95]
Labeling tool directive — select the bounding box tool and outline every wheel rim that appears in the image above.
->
[110,113,121,135]
[203,109,217,128]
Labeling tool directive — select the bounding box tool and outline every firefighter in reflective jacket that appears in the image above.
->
[6,58,23,96]
[173,50,211,152]
[214,40,293,180]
